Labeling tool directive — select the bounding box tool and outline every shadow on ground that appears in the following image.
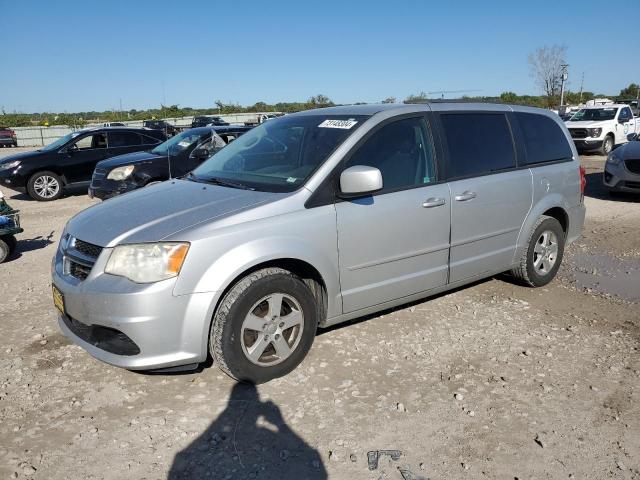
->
[5,231,55,263]
[9,185,89,201]
[168,383,327,480]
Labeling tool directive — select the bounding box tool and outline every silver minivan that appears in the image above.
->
[52,103,586,383]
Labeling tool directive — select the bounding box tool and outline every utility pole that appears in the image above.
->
[559,64,569,107]
[579,72,584,104]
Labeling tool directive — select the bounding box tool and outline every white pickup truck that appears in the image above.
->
[565,104,639,155]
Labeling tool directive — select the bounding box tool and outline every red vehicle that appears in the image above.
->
[0,127,17,147]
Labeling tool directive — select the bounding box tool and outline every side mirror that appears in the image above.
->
[339,165,383,197]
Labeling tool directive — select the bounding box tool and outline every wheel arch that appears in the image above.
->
[512,195,571,265]
[29,168,67,186]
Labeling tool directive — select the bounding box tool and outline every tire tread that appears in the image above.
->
[210,267,297,381]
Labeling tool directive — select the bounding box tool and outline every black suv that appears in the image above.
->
[191,116,229,127]
[0,127,165,201]
[143,120,178,137]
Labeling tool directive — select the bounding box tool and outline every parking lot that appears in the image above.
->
[0,149,638,479]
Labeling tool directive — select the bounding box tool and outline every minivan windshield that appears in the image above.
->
[570,108,618,121]
[191,114,367,192]
[40,131,82,151]
[151,129,209,156]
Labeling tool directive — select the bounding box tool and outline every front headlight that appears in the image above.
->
[105,242,189,283]
[0,160,21,171]
[588,128,602,138]
[107,165,135,181]
[607,152,621,165]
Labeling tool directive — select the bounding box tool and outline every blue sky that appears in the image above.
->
[1,0,638,112]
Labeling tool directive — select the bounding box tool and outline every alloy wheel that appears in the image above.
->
[533,230,558,274]
[33,175,60,199]
[240,293,304,367]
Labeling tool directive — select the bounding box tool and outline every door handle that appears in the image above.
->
[422,197,446,208]
[454,191,477,201]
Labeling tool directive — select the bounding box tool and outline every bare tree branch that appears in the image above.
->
[528,45,567,106]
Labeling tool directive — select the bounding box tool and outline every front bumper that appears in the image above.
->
[0,138,16,145]
[52,244,219,370]
[573,139,603,151]
[88,178,140,200]
[603,162,640,192]
[0,168,27,192]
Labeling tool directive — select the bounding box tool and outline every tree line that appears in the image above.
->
[1,82,638,128]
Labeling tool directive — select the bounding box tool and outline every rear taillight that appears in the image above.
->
[579,165,586,200]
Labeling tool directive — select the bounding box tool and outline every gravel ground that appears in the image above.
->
[0,151,638,480]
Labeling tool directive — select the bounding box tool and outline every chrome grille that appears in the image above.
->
[74,239,103,258]
[64,236,102,281]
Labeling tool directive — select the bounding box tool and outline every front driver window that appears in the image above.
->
[72,133,107,150]
[344,117,436,193]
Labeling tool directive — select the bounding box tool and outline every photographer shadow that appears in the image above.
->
[168,383,327,480]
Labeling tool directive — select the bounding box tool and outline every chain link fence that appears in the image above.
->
[12,112,277,147]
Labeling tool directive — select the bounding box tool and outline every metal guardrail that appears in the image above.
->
[12,112,279,147]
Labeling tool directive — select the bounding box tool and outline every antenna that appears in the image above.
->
[167,134,172,179]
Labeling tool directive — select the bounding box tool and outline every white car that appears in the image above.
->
[565,104,639,154]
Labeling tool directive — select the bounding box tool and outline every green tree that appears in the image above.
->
[618,83,640,99]
[403,91,428,104]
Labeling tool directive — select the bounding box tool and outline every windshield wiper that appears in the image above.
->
[191,174,255,190]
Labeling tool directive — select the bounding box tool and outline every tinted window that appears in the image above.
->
[140,134,161,145]
[441,113,515,178]
[108,131,141,147]
[73,133,107,150]
[344,117,437,192]
[516,113,572,165]
[620,107,632,120]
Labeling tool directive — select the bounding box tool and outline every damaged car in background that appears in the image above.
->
[88,126,251,200]
[604,135,640,193]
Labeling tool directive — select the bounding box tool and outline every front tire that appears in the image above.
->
[210,267,319,383]
[600,135,614,155]
[27,171,63,201]
[511,216,565,287]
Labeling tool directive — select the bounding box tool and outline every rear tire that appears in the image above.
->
[27,171,63,201]
[0,237,10,263]
[600,135,614,155]
[511,215,565,287]
[210,267,318,383]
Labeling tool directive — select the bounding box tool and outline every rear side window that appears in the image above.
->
[140,134,162,145]
[108,131,142,147]
[516,113,573,165]
[440,113,515,178]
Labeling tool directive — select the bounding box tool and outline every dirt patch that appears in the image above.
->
[0,153,639,479]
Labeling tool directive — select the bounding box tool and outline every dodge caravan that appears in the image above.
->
[52,103,586,383]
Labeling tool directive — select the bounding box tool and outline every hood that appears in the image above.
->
[97,150,163,170]
[66,179,284,247]
[616,140,640,159]
[565,120,609,128]
[0,150,44,164]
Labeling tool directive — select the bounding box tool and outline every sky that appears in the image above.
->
[1,0,639,113]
